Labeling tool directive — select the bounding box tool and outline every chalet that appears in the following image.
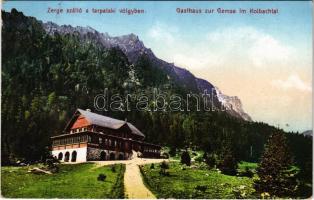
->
[51,109,161,162]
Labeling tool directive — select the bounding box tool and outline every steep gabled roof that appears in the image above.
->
[75,109,145,137]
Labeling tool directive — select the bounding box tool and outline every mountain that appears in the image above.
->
[214,87,252,121]
[42,21,252,121]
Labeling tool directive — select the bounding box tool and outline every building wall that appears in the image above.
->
[52,146,132,163]
[86,147,128,161]
[51,147,87,162]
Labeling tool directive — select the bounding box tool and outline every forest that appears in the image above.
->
[1,9,312,184]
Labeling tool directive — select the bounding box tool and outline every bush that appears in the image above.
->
[97,173,107,181]
[160,161,169,176]
[238,167,254,178]
[218,155,238,175]
[111,165,116,173]
[218,141,238,175]
[161,152,169,159]
[204,153,217,169]
[232,185,255,199]
[194,155,204,163]
[195,185,208,192]
[150,163,155,169]
[45,156,60,173]
[169,147,176,157]
[181,151,191,166]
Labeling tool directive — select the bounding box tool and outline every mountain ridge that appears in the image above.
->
[42,21,252,121]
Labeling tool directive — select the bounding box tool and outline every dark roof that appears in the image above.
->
[77,109,145,137]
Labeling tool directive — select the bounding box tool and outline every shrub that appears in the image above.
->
[169,147,176,157]
[111,165,116,173]
[218,141,238,175]
[238,167,254,178]
[45,156,60,173]
[218,155,237,175]
[233,185,255,199]
[161,152,169,159]
[204,153,217,169]
[150,163,155,169]
[194,155,204,163]
[97,173,107,181]
[160,161,169,175]
[195,185,208,192]
[181,151,191,166]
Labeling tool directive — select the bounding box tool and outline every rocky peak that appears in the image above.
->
[42,21,252,121]
[215,86,252,121]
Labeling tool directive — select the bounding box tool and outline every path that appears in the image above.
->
[93,153,167,199]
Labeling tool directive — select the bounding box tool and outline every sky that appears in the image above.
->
[3,1,313,132]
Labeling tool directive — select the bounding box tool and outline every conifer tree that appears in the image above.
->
[181,150,191,166]
[254,132,298,197]
[218,140,238,175]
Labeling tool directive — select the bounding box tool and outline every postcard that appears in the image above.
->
[1,0,312,199]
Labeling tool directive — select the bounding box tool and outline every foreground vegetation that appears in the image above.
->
[141,162,257,199]
[1,163,125,198]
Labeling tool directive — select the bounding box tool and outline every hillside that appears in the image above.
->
[42,20,252,121]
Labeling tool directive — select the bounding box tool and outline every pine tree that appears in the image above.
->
[254,132,298,197]
[181,150,191,166]
[218,140,238,175]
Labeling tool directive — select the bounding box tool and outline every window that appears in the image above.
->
[58,152,63,160]
[64,152,70,162]
[71,151,77,162]
[99,138,102,144]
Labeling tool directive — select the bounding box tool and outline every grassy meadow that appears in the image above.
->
[140,161,258,199]
[1,163,125,198]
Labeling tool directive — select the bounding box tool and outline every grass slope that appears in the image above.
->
[1,163,125,198]
[141,162,257,199]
